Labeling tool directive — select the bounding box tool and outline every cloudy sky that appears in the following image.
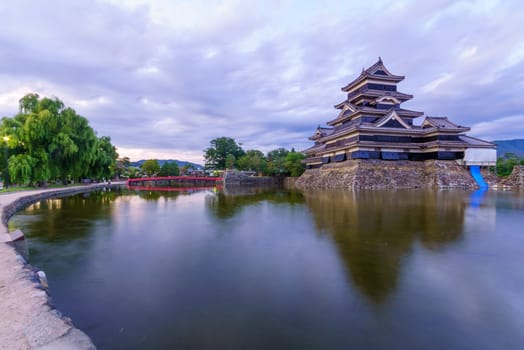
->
[1,0,523,163]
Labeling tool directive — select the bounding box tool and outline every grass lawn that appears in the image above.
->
[0,183,88,194]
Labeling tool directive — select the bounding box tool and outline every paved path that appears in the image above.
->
[0,183,124,349]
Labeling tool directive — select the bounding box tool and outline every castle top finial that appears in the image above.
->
[378,56,383,63]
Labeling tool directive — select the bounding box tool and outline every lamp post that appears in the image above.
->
[3,136,9,190]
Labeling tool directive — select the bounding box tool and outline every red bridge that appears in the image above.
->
[127,176,222,188]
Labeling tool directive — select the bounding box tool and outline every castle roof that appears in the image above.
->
[327,105,423,126]
[341,57,405,92]
[459,135,496,148]
[373,110,412,129]
[335,90,413,109]
[422,117,470,131]
[308,126,334,140]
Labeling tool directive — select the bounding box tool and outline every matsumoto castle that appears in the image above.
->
[303,58,496,168]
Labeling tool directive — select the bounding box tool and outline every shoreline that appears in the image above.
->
[0,177,520,349]
[0,182,124,350]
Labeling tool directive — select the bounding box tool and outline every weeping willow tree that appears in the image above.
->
[7,154,33,184]
[0,93,118,186]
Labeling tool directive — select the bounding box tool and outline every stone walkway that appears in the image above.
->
[0,184,123,350]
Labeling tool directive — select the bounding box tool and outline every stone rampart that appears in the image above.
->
[295,160,477,190]
[501,165,524,190]
[283,177,299,189]
[223,171,283,187]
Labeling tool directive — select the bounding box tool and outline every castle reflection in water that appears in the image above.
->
[208,188,496,303]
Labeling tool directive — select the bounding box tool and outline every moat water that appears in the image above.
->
[9,187,524,349]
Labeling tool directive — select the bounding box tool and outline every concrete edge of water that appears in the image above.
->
[0,182,125,350]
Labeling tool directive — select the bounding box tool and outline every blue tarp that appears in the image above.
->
[470,165,488,189]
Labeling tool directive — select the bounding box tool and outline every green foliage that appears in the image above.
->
[158,161,180,176]
[8,154,33,184]
[141,159,161,176]
[225,154,236,169]
[202,136,305,177]
[115,157,131,178]
[89,136,118,180]
[284,151,306,177]
[180,164,192,175]
[496,152,524,176]
[128,167,140,178]
[18,93,39,113]
[1,93,118,185]
[266,148,289,175]
[204,137,245,169]
[237,150,267,174]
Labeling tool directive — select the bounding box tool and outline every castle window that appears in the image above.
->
[333,154,346,162]
[367,83,397,91]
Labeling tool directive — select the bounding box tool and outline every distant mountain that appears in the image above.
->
[493,139,524,157]
[130,159,204,169]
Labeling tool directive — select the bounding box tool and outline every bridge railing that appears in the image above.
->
[127,176,222,184]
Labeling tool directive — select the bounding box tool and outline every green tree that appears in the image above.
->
[89,136,118,180]
[48,107,99,183]
[285,151,306,177]
[226,154,236,169]
[18,93,40,113]
[237,149,267,174]
[0,93,116,185]
[8,154,33,184]
[141,159,160,176]
[128,166,140,178]
[204,137,245,169]
[180,164,191,175]
[115,157,131,178]
[266,148,289,175]
[158,161,180,176]
[496,152,524,176]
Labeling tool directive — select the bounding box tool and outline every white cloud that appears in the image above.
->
[421,73,453,93]
[1,0,524,161]
[470,115,524,140]
[116,146,204,164]
[459,46,478,60]
[73,96,111,109]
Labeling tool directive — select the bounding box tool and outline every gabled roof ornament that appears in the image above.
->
[378,56,383,63]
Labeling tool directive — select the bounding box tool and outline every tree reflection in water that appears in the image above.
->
[205,188,305,219]
[302,190,468,303]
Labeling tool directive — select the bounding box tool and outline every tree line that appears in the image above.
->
[496,152,524,176]
[0,94,118,186]
[113,158,200,178]
[203,137,305,176]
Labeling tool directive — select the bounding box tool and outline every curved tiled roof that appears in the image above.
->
[459,135,496,147]
[341,58,405,92]
[422,117,470,131]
